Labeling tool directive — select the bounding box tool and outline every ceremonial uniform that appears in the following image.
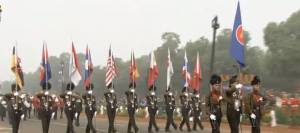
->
[5,84,24,133]
[125,83,139,133]
[104,88,117,133]
[179,89,191,132]
[60,83,80,133]
[0,95,7,121]
[205,74,223,133]
[146,86,159,133]
[35,82,56,133]
[74,92,83,127]
[244,76,266,133]
[164,90,177,132]
[191,92,204,131]
[82,84,97,133]
[225,76,242,133]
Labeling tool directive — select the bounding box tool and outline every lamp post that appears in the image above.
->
[209,16,220,75]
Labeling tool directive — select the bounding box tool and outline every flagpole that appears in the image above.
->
[15,43,18,92]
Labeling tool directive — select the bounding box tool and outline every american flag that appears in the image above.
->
[105,46,117,87]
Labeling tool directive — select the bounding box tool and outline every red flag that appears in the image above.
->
[69,43,82,86]
[147,51,159,88]
[129,50,139,83]
[192,52,202,90]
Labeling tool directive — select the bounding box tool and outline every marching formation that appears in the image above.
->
[0,2,269,133]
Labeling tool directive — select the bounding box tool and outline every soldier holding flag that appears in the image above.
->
[205,74,223,133]
[34,43,57,133]
[104,46,118,133]
[82,46,97,133]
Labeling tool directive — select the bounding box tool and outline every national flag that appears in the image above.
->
[105,45,117,87]
[129,50,139,83]
[10,46,24,89]
[147,50,159,88]
[230,1,245,67]
[40,43,52,86]
[191,52,203,90]
[166,48,174,90]
[84,45,93,89]
[69,43,82,86]
[182,50,191,87]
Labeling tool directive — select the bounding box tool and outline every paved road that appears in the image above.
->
[0,116,212,133]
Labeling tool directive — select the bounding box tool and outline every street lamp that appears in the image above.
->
[209,16,220,75]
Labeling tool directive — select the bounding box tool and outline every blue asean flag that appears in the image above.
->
[40,43,52,85]
[230,1,245,67]
[84,45,93,89]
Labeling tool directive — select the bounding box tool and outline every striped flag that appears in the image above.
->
[147,50,159,88]
[40,43,52,86]
[105,46,117,87]
[182,50,191,88]
[166,48,174,90]
[69,43,82,86]
[11,46,24,89]
[84,45,93,89]
[191,52,202,90]
[129,50,139,83]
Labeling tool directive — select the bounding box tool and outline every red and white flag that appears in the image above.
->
[69,43,82,86]
[192,52,203,90]
[166,48,174,90]
[147,50,159,88]
[105,46,117,87]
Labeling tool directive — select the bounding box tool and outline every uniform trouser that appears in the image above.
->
[60,107,64,118]
[227,109,241,133]
[65,109,75,133]
[107,107,116,133]
[127,108,138,132]
[209,114,221,133]
[11,111,22,133]
[193,111,203,130]
[148,108,159,131]
[28,107,32,119]
[75,110,81,126]
[165,109,177,130]
[250,114,261,133]
[40,110,52,133]
[179,109,191,131]
[85,108,96,133]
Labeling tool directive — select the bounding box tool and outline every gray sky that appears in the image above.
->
[0,0,299,82]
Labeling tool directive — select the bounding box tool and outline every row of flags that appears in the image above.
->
[9,1,245,92]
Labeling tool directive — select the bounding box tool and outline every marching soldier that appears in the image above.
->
[164,87,177,132]
[74,91,83,127]
[5,84,24,133]
[125,82,139,133]
[205,74,223,133]
[191,90,204,131]
[225,75,243,133]
[146,85,159,133]
[179,87,191,132]
[60,83,81,133]
[244,76,266,133]
[0,94,7,121]
[104,84,118,133]
[35,82,56,133]
[82,83,97,133]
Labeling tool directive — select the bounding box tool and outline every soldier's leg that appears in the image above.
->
[148,114,153,132]
[179,112,185,130]
[86,111,91,133]
[112,109,117,132]
[185,115,191,131]
[153,110,159,131]
[107,111,113,133]
[165,110,171,131]
[127,111,133,133]
[170,111,177,129]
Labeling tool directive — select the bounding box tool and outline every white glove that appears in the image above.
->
[219,96,223,100]
[88,90,93,94]
[94,111,97,117]
[67,91,72,95]
[259,97,263,101]
[21,114,25,120]
[210,114,216,120]
[14,92,19,96]
[236,84,243,89]
[44,91,49,95]
[75,112,78,118]
[250,113,256,119]
[51,112,55,119]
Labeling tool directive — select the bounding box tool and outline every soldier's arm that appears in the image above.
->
[205,95,211,115]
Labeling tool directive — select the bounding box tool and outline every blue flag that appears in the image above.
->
[40,43,52,85]
[230,1,245,67]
